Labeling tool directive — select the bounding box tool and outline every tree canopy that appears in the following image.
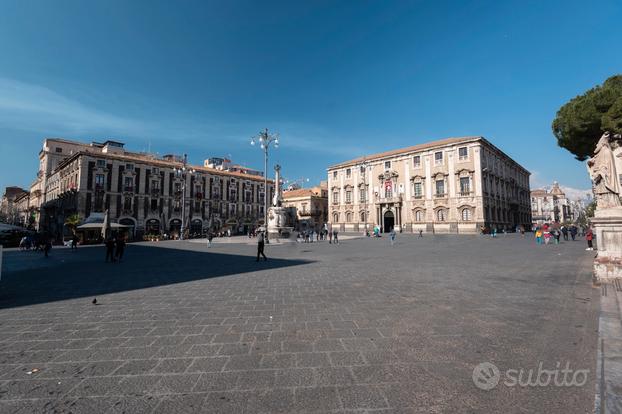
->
[552,75,622,160]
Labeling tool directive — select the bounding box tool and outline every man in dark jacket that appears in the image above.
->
[256,230,267,261]
[105,236,116,262]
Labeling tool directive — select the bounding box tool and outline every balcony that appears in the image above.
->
[459,191,473,197]
[299,210,320,217]
[376,195,402,204]
[434,193,447,198]
[151,189,161,197]
[195,192,203,200]
[124,186,134,193]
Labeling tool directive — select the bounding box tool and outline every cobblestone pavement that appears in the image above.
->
[0,234,599,413]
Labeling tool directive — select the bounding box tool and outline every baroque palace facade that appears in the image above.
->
[29,138,274,240]
[327,136,531,234]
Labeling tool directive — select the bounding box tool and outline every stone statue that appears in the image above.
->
[272,164,283,207]
[588,132,622,209]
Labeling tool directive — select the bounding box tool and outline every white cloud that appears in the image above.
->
[0,77,147,136]
[559,185,592,202]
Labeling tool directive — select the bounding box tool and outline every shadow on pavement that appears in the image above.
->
[0,245,313,309]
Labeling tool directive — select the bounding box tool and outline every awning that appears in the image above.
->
[76,223,130,229]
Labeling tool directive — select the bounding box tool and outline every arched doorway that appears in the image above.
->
[119,218,136,240]
[169,219,182,239]
[190,219,202,237]
[145,219,160,235]
[383,210,395,233]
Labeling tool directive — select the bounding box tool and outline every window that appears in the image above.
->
[360,165,365,174]
[459,177,470,195]
[95,174,105,190]
[346,190,352,203]
[384,161,391,170]
[413,182,423,198]
[195,201,201,212]
[413,156,421,167]
[385,182,393,198]
[55,147,63,153]
[125,163,134,171]
[437,209,446,221]
[333,212,339,222]
[435,180,445,196]
[346,168,351,178]
[332,191,339,204]
[301,203,308,213]
[123,196,132,211]
[415,210,423,222]
[359,189,366,202]
[462,208,472,221]
[150,199,158,211]
[229,204,236,217]
[458,147,468,160]
[174,183,182,195]
[360,211,366,222]
[124,177,133,192]
[173,199,181,211]
[434,152,443,165]
[97,159,106,168]
[333,171,338,179]
[346,212,352,222]
[151,180,160,191]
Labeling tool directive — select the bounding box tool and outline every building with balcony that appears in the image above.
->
[530,182,572,226]
[0,186,29,226]
[282,184,328,232]
[29,138,274,242]
[327,136,531,234]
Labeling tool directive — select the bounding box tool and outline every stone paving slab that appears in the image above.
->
[0,234,599,413]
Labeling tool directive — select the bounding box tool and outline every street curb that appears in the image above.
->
[594,280,622,413]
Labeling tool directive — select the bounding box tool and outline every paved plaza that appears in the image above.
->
[0,234,599,413]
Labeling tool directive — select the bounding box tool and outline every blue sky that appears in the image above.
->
[1,0,621,197]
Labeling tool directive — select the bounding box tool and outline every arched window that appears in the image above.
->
[415,210,423,222]
[436,209,446,222]
[360,211,366,222]
[346,212,352,222]
[461,208,472,221]
[333,212,339,223]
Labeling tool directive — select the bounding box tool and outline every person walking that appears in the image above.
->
[553,228,561,244]
[105,235,116,262]
[389,227,396,246]
[71,234,79,250]
[418,229,423,238]
[328,228,333,244]
[43,234,52,258]
[586,227,594,251]
[207,231,213,248]
[256,230,267,261]
[535,227,543,245]
[333,229,339,244]
[570,225,577,241]
[561,225,569,241]
[115,235,126,262]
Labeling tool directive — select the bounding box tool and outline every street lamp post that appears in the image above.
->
[251,128,279,243]
[173,154,195,240]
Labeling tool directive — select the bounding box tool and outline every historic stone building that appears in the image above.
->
[327,136,531,234]
[530,182,572,226]
[30,138,274,241]
[282,184,328,232]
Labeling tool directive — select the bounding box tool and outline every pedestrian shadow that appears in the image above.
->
[0,245,313,309]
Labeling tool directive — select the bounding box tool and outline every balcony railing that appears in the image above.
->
[377,195,402,204]
[434,192,446,198]
[459,191,472,197]
[151,189,161,196]
[124,186,134,193]
[195,192,203,199]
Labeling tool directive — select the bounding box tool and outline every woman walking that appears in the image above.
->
[586,228,594,251]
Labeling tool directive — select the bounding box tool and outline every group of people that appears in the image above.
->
[104,233,127,262]
[18,233,53,257]
[533,223,593,249]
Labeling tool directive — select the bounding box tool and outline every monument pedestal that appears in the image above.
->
[267,206,294,240]
[593,207,622,283]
